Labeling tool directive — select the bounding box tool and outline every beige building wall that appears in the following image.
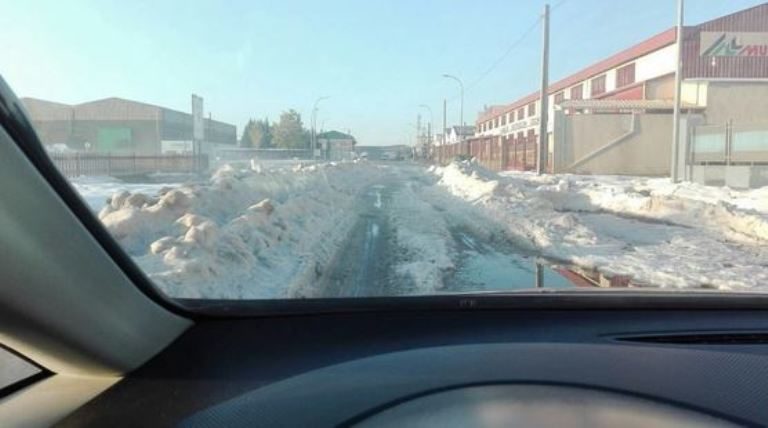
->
[554,113,672,176]
[704,81,768,126]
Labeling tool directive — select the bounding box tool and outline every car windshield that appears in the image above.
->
[3,0,767,301]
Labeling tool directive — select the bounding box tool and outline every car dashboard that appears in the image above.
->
[57,306,768,427]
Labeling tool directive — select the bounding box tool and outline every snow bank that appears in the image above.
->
[97,162,384,298]
[70,176,179,211]
[538,174,768,244]
[431,161,768,291]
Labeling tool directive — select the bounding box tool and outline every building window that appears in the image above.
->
[517,108,525,121]
[591,74,606,97]
[528,102,536,117]
[616,63,635,88]
[554,92,564,105]
[502,114,507,125]
[570,84,583,100]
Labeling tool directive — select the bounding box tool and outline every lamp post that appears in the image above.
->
[442,74,464,134]
[671,0,685,182]
[311,96,330,162]
[418,104,433,146]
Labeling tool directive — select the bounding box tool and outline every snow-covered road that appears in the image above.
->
[317,164,578,297]
[74,160,768,299]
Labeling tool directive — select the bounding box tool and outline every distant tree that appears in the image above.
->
[273,110,309,149]
[240,118,273,148]
[239,119,256,147]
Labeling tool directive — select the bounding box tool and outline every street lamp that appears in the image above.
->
[311,96,330,162]
[418,104,433,157]
[418,104,433,131]
[442,74,464,134]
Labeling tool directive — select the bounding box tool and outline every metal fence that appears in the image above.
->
[433,135,539,172]
[49,153,208,177]
[692,122,768,164]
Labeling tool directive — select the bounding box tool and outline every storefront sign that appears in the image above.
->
[700,32,768,57]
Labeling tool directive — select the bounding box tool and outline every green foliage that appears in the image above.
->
[273,109,310,149]
[239,120,255,147]
[240,118,273,148]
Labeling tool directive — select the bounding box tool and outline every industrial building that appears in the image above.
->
[21,97,237,155]
[467,3,768,186]
[317,130,357,161]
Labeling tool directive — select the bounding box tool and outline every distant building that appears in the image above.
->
[444,126,476,145]
[317,130,356,161]
[21,97,237,155]
[356,145,410,160]
[470,3,768,184]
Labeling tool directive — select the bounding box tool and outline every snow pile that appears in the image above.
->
[431,160,768,291]
[45,143,75,153]
[537,174,768,244]
[435,161,500,202]
[97,162,383,298]
[71,176,185,211]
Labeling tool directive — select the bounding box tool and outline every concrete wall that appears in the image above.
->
[75,98,159,121]
[692,164,768,189]
[554,113,672,176]
[704,81,768,126]
[161,109,236,145]
[28,120,73,145]
[69,120,160,154]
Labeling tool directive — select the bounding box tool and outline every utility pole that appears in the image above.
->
[419,104,433,150]
[537,3,550,175]
[442,99,447,146]
[671,0,685,182]
[442,74,465,137]
[416,113,422,147]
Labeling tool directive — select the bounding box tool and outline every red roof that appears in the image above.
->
[478,27,677,123]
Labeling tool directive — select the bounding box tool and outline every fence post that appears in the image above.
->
[500,137,507,171]
[726,120,732,167]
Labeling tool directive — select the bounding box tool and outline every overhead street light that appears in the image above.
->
[442,74,465,136]
[311,96,330,162]
[418,104,434,150]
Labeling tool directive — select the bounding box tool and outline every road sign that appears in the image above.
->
[192,94,204,141]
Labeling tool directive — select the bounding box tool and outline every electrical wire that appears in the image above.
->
[444,0,570,103]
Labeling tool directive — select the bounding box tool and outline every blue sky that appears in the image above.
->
[1,0,764,145]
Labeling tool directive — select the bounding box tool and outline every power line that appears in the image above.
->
[465,18,541,92]
[444,0,570,103]
[552,0,569,11]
